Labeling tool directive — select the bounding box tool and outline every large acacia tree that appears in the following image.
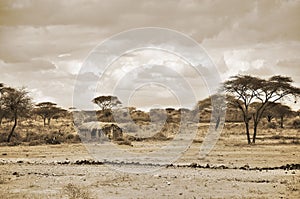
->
[0,87,32,142]
[92,95,122,111]
[224,75,300,144]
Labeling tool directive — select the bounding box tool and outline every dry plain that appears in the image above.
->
[0,123,299,198]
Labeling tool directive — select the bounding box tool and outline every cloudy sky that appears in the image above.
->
[0,0,299,110]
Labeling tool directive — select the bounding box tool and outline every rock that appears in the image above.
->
[190,163,198,168]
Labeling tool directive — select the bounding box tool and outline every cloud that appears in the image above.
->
[0,59,56,73]
[0,0,299,109]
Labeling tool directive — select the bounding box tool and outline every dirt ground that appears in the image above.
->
[0,124,299,198]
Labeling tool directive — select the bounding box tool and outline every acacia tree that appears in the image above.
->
[196,94,226,129]
[262,103,277,123]
[34,102,66,126]
[224,76,259,144]
[270,103,292,128]
[1,87,32,142]
[92,95,122,111]
[224,75,300,144]
[253,102,292,128]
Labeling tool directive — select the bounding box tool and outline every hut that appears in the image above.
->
[78,122,123,141]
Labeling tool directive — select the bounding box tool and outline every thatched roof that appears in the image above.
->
[79,122,116,130]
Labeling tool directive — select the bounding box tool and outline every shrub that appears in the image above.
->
[270,135,281,139]
[23,131,40,142]
[267,122,277,129]
[44,133,61,145]
[29,140,44,146]
[0,133,8,143]
[0,131,22,144]
[124,134,137,141]
[62,183,94,199]
[292,119,300,129]
[65,134,74,140]
[116,139,132,146]
[149,132,169,141]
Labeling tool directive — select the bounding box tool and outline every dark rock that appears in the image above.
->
[190,163,198,168]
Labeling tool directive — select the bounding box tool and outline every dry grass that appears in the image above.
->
[286,176,300,192]
[0,118,80,146]
[62,183,94,199]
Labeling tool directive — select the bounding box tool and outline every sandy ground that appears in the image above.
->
[0,125,299,198]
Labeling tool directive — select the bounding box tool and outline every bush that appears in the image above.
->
[116,139,132,146]
[29,140,44,146]
[65,134,74,140]
[267,122,277,129]
[292,119,300,129]
[0,131,22,144]
[149,132,169,141]
[62,183,93,199]
[23,131,40,142]
[270,135,281,139]
[44,133,62,145]
[0,133,8,143]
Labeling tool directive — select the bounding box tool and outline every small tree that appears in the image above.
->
[34,102,66,126]
[253,102,292,128]
[251,102,277,123]
[224,75,300,144]
[263,108,276,123]
[1,87,32,142]
[196,94,226,129]
[272,103,292,128]
[92,95,122,111]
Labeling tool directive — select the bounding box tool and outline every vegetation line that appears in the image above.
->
[1,159,299,171]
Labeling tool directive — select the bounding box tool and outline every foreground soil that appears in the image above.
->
[0,123,299,198]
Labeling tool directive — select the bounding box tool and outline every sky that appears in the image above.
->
[0,0,299,111]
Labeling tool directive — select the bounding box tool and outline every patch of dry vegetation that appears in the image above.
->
[62,183,94,199]
[0,118,80,146]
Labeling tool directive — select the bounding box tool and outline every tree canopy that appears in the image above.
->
[92,95,122,111]
[34,102,66,126]
[224,75,300,144]
[0,87,32,142]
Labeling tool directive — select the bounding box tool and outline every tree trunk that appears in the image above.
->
[280,116,284,128]
[0,117,2,126]
[215,116,220,130]
[267,116,272,123]
[43,117,46,126]
[245,122,251,144]
[7,114,17,142]
[252,122,258,144]
[47,118,51,126]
